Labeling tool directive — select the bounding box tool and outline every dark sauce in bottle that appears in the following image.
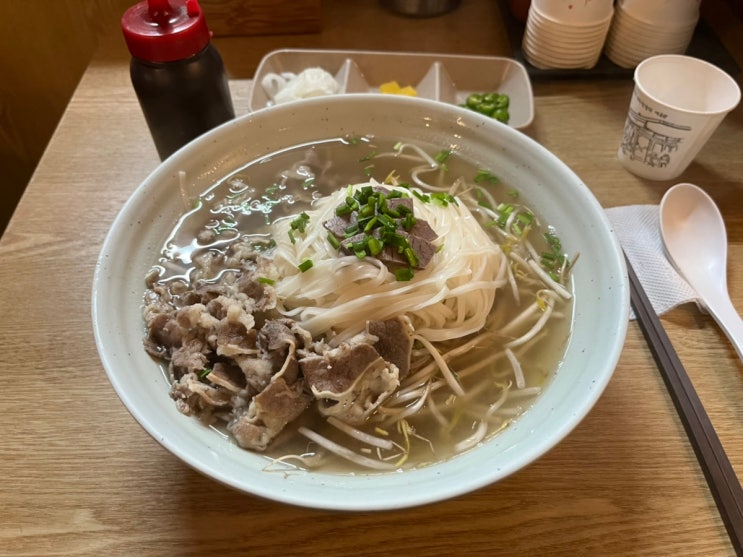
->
[122,0,235,160]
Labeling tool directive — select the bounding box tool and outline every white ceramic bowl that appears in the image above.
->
[92,94,629,511]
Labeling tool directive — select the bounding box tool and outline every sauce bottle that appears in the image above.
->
[121,0,235,160]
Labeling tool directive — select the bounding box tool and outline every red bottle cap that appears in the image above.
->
[121,0,211,63]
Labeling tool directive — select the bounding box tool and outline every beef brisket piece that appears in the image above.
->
[297,316,416,425]
[300,342,399,425]
[228,376,311,451]
[366,316,415,380]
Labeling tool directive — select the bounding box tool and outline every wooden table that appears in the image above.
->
[2,1,743,554]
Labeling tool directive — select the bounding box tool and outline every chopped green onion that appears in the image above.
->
[364,216,379,233]
[327,232,341,250]
[351,240,368,252]
[412,190,430,203]
[298,259,314,273]
[474,169,500,184]
[545,230,562,251]
[323,183,444,281]
[395,203,411,215]
[335,204,352,216]
[199,368,212,379]
[344,222,360,237]
[494,202,515,228]
[518,212,534,225]
[257,277,275,285]
[359,204,375,218]
[431,192,458,207]
[359,150,377,162]
[513,211,534,237]
[404,247,419,267]
[434,149,452,164]
[378,214,396,228]
[288,212,310,243]
[475,188,494,210]
[540,230,567,282]
[395,267,414,281]
[367,237,383,255]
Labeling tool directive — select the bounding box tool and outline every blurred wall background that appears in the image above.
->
[0,0,320,235]
[0,0,131,234]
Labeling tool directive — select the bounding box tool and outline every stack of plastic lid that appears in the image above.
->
[522,0,614,70]
[605,0,700,69]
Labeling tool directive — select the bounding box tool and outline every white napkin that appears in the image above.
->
[605,205,699,319]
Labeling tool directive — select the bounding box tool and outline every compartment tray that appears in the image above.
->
[249,48,534,129]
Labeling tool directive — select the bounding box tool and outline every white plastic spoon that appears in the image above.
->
[660,182,743,363]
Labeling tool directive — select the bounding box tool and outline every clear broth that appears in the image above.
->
[150,135,573,473]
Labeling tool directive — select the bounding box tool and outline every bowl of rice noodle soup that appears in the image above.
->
[93,94,629,510]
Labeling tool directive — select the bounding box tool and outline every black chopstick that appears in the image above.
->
[625,253,743,555]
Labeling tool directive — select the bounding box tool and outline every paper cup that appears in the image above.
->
[617,55,741,180]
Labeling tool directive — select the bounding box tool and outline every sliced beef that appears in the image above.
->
[171,372,232,416]
[215,320,258,357]
[234,355,274,395]
[170,337,210,376]
[387,196,413,213]
[236,272,277,312]
[259,319,299,352]
[145,233,423,452]
[339,230,379,256]
[207,362,247,393]
[366,316,415,379]
[370,230,437,269]
[301,343,381,394]
[299,341,400,425]
[228,377,311,451]
[323,186,440,271]
[144,306,184,350]
[193,281,231,302]
[323,214,353,239]
[409,218,437,242]
[144,261,313,446]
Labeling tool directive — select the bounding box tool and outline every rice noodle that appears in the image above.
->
[271,181,507,344]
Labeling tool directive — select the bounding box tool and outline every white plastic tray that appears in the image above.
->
[249,49,535,129]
